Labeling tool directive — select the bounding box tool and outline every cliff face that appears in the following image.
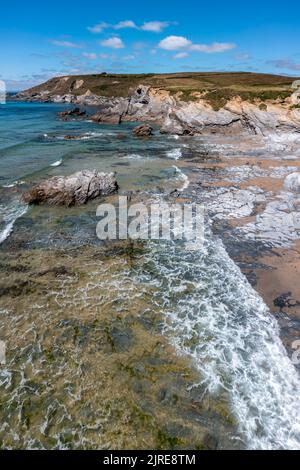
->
[13,72,300,136]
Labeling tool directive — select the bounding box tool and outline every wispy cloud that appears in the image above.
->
[87,19,172,34]
[266,59,300,71]
[100,37,125,49]
[158,35,236,53]
[83,52,98,60]
[190,42,236,53]
[140,21,171,32]
[114,20,137,30]
[173,52,189,59]
[50,40,84,49]
[235,53,251,61]
[87,22,109,33]
[123,54,136,60]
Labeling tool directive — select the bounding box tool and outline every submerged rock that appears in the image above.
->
[132,124,153,137]
[63,134,85,140]
[22,170,118,206]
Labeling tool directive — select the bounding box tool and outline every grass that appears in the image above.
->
[25,71,299,109]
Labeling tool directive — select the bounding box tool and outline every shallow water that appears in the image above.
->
[0,102,300,449]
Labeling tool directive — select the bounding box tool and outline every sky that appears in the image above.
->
[1,0,300,90]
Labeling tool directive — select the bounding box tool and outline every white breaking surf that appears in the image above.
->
[0,201,28,245]
[136,229,300,449]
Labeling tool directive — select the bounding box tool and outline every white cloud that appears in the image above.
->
[158,36,192,51]
[87,22,109,33]
[123,55,135,61]
[114,20,137,30]
[173,52,189,59]
[83,52,98,60]
[158,35,236,53]
[190,42,236,53]
[50,40,83,49]
[100,37,125,49]
[141,21,170,32]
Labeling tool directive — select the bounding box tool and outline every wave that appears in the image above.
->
[2,180,25,188]
[0,202,28,245]
[265,133,300,154]
[136,232,300,449]
[167,148,182,160]
[123,154,143,160]
[50,159,62,167]
[173,165,190,191]
[42,131,114,142]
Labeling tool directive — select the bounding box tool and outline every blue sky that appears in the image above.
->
[1,0,300,90]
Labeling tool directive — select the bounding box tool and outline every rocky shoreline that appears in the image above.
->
[13,74,300,137]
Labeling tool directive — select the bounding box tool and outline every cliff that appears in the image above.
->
[14,72,300,136]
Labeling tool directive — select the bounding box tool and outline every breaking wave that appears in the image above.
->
[135,230,300,449]
[0,200,28,245]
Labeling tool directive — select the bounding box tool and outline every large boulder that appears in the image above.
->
[284,173,300,193]
[132,124,153,137]
[22,170,118,206]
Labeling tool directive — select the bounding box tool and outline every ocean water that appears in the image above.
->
[0,102,300,449]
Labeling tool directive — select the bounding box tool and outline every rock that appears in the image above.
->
[91,112,122,125]
[22,170,118,206]
[132,124,153,137]
[63,135,85,140]
[273,292,300,309]
[58,107,86,118]
[284,173,300,193]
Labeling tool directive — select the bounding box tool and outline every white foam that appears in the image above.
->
[124,154,143,160]
[43,132,106,141]
[173,165,190,191]
[2,180,25,188]
[50,159,62,167]
[136,231,300,449]
[265,133,300,153]
[0,203,28,245]
[167,148,182,160]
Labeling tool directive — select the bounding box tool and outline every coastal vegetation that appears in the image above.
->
[24,72,299,110]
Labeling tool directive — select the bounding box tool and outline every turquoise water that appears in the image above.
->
[0,102,186,245]
[0,102,179,186]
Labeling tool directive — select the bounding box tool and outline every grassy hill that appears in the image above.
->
[23,72,300,110]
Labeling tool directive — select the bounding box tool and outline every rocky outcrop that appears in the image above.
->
[91,112,122,125]
[22,170,118,206]
[58,107,86,118]
[132,124,153,137]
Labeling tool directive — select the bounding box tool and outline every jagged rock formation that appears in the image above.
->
[22,170,118,206]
